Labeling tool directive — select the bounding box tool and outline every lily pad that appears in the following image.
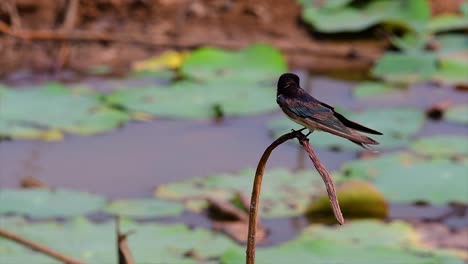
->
[341,152,422,180]
[155,168,344,218]
[433,59,468,87]
[375,160,468,204]
[107,44,286,120]
[0,217,239,264]
[221,220,464,264]
[372,52,438,83]
[269,107,424,150]
[180,44,286,82]
[445,104,468,124]
[106,78,278,119]
[301,0,430,33]
[428,14,468,33]
[353,81,400,98]
[0,189,106,218]
[341,153,468,204]
[0,84,129,140]
[410,135,468,158]
[104,198,184,218]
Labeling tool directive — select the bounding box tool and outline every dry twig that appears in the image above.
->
[0,227,86,264]
[246,130,344,264]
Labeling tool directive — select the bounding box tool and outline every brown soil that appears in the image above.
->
[0,0,462,77]
[0,0,389,77]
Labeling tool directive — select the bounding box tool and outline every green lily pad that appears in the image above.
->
[180,44,286,82]
[428,14,468,33]
[410,135,468,158]
[155,168,344,218]
[436,34,468,54]
[341,152,422,180]
[221,220,464,264]
[0,83,129,140]
[433,59,468,87]
[445,104,468,124]
[106,44,286,120]
[301,0,430,33]
[372,52,438,83]
[353,81,400,98]
[269,107,424,150]
[341,153,468,204]
[104,198,184,218]
[375,160,468,204]
[106,78,278,119]
[0,189,106,218]
[0,217,239,264]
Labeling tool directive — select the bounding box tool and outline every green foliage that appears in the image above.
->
[0,83,129,140]
[445,104,468,124]
[372,52,438,83]
[341,153,468,204]
[353,81,400,98]
[410,135,468,158]
[0,189,106,218]
[301,0,431,33]
[107,44,286,119]
[156,168,344,218]
[104,198,184,218]
[0,217,240,264]
[221,220,464,264]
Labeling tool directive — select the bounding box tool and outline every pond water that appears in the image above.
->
[0,73,467,246]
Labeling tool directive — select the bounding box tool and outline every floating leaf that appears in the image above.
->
[0,218,239,264]
[0,84,129,140]
[410,135,468,158]
[301,0,430,33]
[306,180,388,221]
[221,220,464,264]
[0,189,106,218]
[433,59,468,87]
[156,168,343,218]
[107,44,285,119]
[428,14,468,33]
[180,44,286,82]
[106,78,277,119]
[445,104,468,124]
[104,199,184,218]
[375,160,468,204]
[353,81,400,98]
[133,50,188,72]
[269,107,424,150]
[341,152,422,180]
[342,154,468,204]
[372,52,438,83]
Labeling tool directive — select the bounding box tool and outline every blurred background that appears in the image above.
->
[0,0,467,263]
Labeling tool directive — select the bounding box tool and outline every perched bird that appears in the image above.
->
[276,73,383,149]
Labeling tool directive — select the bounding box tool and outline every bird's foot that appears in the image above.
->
[291,127,306,133]
[305,129,314,138]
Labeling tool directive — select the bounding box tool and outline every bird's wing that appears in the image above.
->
[278,95,378,145]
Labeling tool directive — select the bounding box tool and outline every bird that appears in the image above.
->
[276,73,383,149]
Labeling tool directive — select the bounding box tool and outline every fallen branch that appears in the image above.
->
[0,227,86,264]
[0,21,384,61]
[246,130,344,264]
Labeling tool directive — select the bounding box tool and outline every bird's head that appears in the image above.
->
[277,73,300,96]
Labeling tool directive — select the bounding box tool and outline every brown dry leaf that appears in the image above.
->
[116,218,135,264]
[20,176,47,189]
[426,100,453,120]
[207,195,267,243]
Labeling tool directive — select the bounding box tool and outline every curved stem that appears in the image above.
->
[246,130,345,264]
[246,131,297,264]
